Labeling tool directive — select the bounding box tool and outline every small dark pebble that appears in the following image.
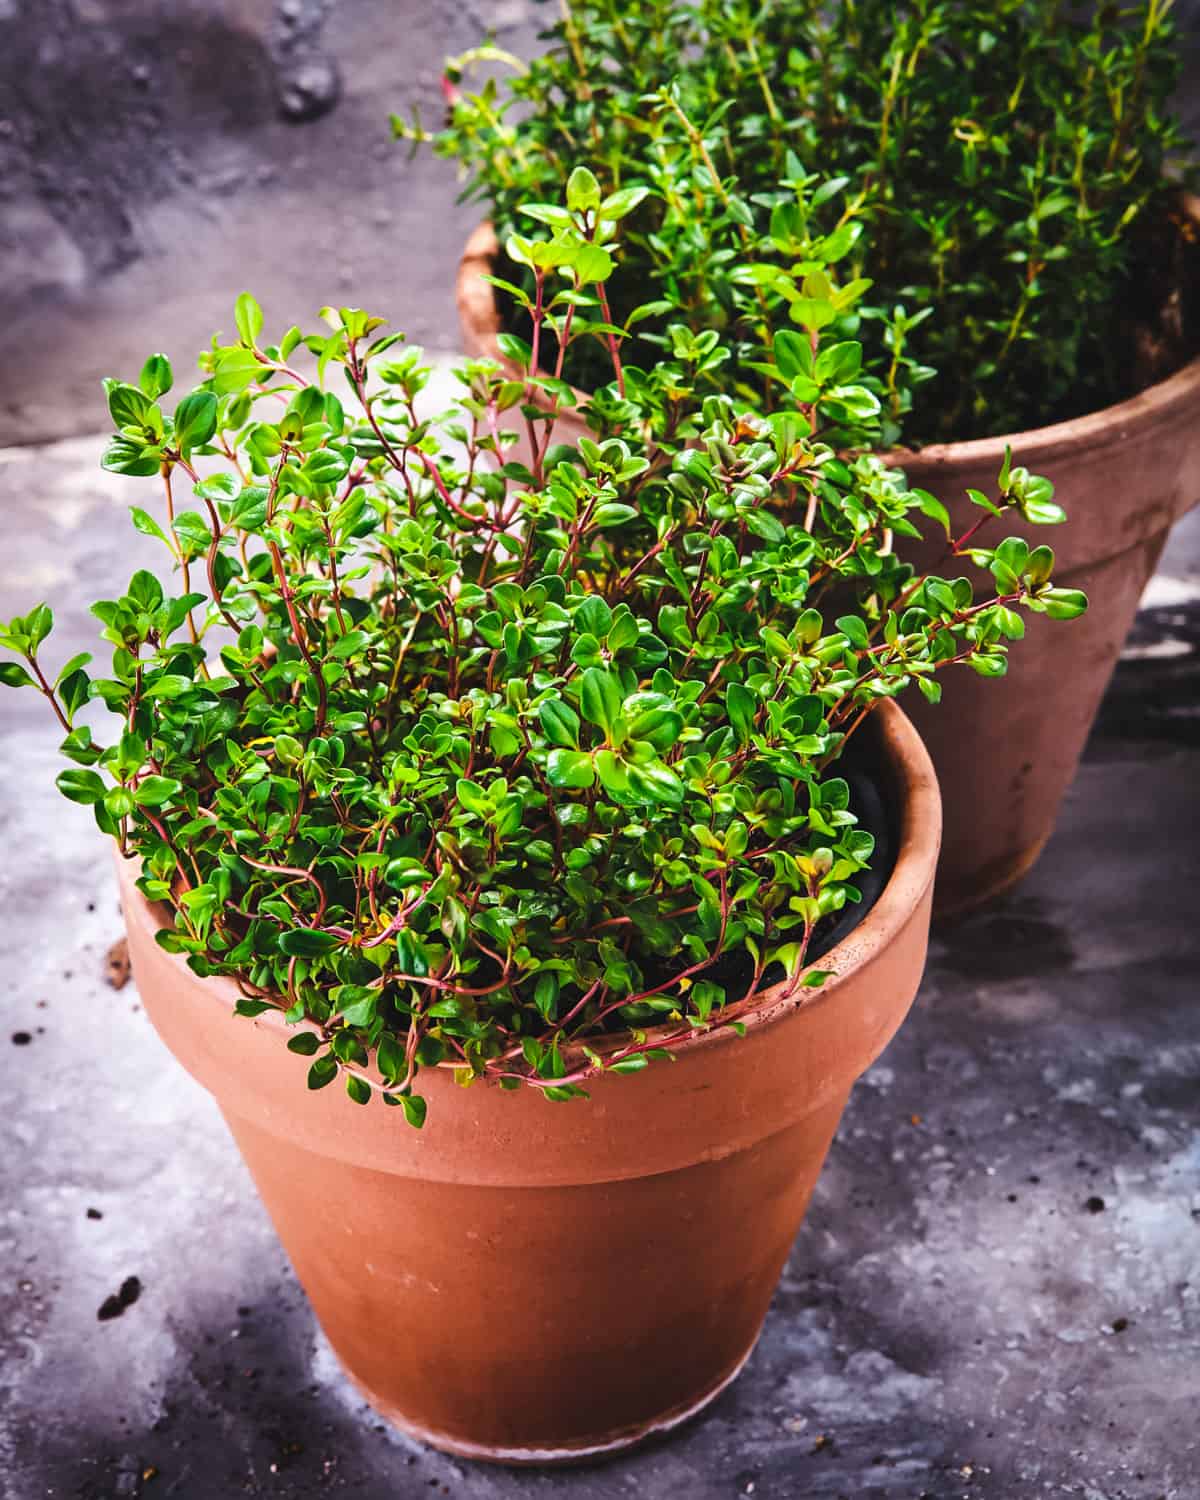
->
[1111,1317,1129,1333]
[86,1207,103,1221]
[1086,1196,1106,1214]
[1007,1193,1018,1202]
[98,1275,142,1321]
[11,1032,31,1046]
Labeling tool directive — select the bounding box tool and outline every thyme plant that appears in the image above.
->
[400,0,1194,442]
[2,179,1085,1122]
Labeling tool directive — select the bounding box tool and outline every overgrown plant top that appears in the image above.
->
[2,178,1085,1123]
[399,0,1194,443]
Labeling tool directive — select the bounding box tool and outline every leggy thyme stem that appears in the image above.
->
[25,656,70,733]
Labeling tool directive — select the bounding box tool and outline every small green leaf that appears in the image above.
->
[55,769,106,805]
[835,615,870,649]
[1041,588,1088,620]
[174,391,218,454]
[399,1093,427,1128]
[772,329,811,381]
[455,778,491,817]
[133,775,182,807]
[235,292,264,348]
[307,1054,338,1090]
[609,1054,649,1074]
[599,185,650,220]
[566,166,602,213]
[579,667,622,738]
[545,749,595,790]
[130,507,171,547]
[139,354,173,400]
[591,503,638,528]
[911,489,951,536]
[107,382,151,430]
[626,705,683,751]
[0,662,34,689]
[540,698,581,748]
[279,928,341,958]
[626,761,684,807]
[235,999,274,1018]
[726,682,757,744]
[345,1073,371,1106]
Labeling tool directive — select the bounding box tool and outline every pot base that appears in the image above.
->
[344,1339,757,1468]
[933,831,1050,918]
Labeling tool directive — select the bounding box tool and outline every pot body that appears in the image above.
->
[458,209,1200,914]
[896,401,1198,912]
[117,702,939,1464]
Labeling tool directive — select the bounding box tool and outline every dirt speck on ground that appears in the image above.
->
[98,1275,142,1322]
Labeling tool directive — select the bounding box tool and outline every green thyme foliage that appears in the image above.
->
[402,0,1193,442]
[2,192,1084,1121]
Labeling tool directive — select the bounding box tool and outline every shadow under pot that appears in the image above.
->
[117,699,940,1465]
[457,201,1200,916]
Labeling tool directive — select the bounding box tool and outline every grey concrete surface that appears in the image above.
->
[0,426,1198,1498]
[0,0,543,446]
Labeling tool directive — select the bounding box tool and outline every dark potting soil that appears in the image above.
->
[807,758,894,964]
[1119,194,1200,399]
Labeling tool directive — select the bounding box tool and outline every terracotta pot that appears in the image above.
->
[457,206,1200,914]
[116,700,938,1465]
[893,343,1200,913]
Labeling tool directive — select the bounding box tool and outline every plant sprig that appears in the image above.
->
[2,188,1084,1123]
[403,0,1194,443]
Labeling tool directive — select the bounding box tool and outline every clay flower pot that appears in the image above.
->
[117,700,939,1465]
[457,207,1200,915]
[892,331,1200,912]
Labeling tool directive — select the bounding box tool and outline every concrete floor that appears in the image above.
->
[1,417,1198,1498]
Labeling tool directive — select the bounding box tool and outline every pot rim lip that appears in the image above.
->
[458,191,1200,461]
[120,699,940,1069]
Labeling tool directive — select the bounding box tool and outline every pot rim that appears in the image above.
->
[458,192,1200,461]
[120,699,940,1071]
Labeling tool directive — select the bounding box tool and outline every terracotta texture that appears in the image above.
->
[457,208,1200,914]
[894,363,1200,912]
[116,701,939,1464]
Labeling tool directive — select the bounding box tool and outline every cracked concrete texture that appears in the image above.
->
[0,425,1198,1497]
